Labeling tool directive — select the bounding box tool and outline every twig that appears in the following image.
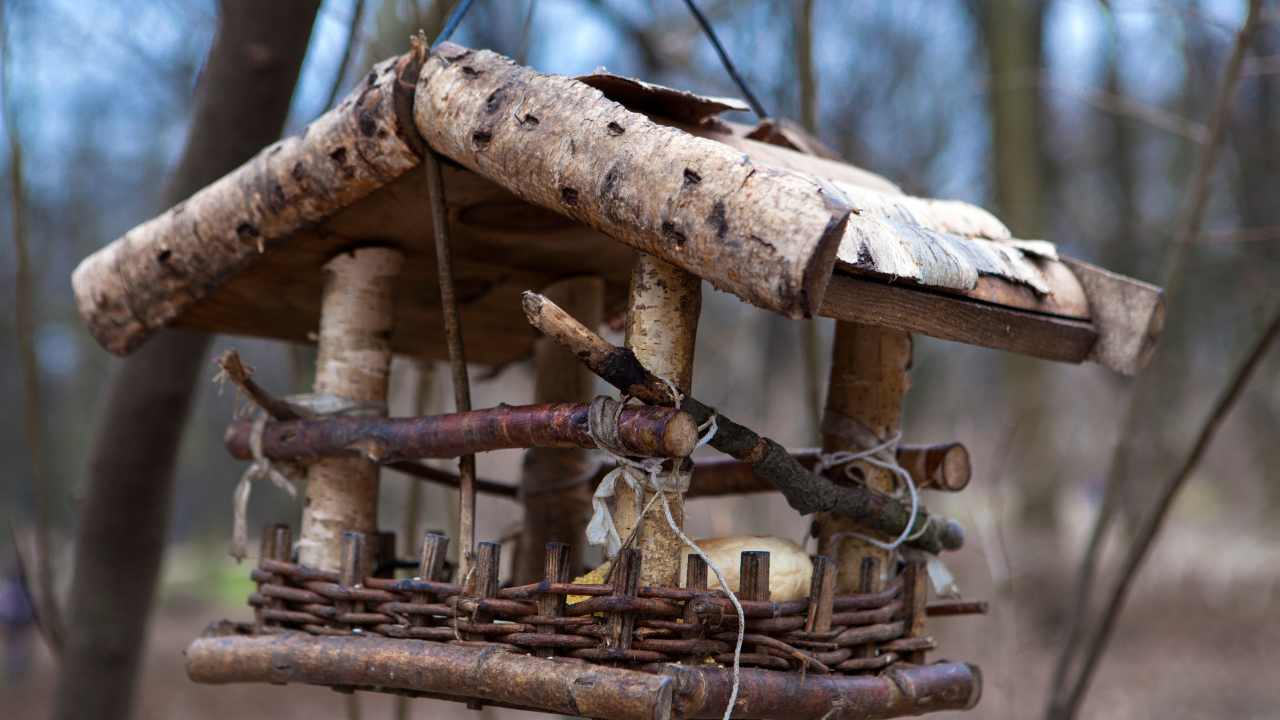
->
[2,0,64,654]
[1048,2,1266,717]
[425,150,477,583]
[521,291,964,556]
[214,350,304,420]
[1055,303,1280,720]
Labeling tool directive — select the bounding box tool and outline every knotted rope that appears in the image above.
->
[816,412,928,552]
[585,384,743,720]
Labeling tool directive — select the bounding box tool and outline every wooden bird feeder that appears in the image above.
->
[71,39,1163,720]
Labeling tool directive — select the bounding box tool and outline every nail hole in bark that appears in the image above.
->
[156,249,172,263]
[683,168,702,186]
[560,187,579,206]
[461,65,482,77]
[662,221,687,247]
[472,129,493,147]
[708,200,728,240]
[236,222,259,239]
[519,113,539,128]
[359,112,377,137]
[269,183,287,212]
[485,88,505,113]
[329,146,348,165]
[607,121,625,136]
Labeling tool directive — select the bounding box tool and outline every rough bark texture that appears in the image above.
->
[186,628,674,720]
[659,661,981,719]
[298,247,402,571]
[71,44,424,355]
[185,627,978,719]
[53,4,322,720]
[816,324,913,593]
[225,403,698,462]
[612,256,702,586]
[687,443,970,497]
[414,43,851,319]
[516,277,605,583]
[522,292,962,555]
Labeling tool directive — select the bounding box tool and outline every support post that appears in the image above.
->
[815,322,912,593]
[298,247,403,571]
[612,255,701,587]
[516,277,604,583]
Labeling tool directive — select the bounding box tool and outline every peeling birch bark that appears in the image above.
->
[298,247,402,571]
[413,43,851,319]
[612,256,701,586]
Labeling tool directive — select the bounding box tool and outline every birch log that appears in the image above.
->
[71,50,424,356]
[516,276,604,583]
[612,256,701,586]
[413,43,850,319]
[816,323,913,593]
[298,247,402,571]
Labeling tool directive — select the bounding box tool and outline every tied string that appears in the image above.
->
[816,413,929,552]
[584,383,743,720]
[215,364,384,561]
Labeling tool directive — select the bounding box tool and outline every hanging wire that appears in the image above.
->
[679,0,768,119]
[432,0,476,49]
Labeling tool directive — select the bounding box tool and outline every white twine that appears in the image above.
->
[815,430,928,551]
[585,382,744,720]
[230,416,299,561]
[216,358,384,561]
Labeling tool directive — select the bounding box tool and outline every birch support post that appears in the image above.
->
[612,256,701,586]
[298,247,403,571]
[516,277,604,583]
[816,323,912,593]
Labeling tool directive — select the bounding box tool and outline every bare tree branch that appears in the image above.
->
[2,0,65,656]
[1048,2,1267,717]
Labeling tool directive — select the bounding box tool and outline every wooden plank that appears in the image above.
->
[818,272,1098,363]
[1064,257,1165,375]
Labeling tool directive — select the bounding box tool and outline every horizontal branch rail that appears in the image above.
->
[380,443,970,500]
[225,402,698,462]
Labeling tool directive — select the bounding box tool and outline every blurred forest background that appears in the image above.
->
[2,0,1278,718]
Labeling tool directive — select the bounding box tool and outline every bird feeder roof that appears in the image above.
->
[70,41,1163,374]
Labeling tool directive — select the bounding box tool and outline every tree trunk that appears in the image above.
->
[52,3,320,719]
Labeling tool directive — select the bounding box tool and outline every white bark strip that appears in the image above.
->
[298,247,403,571]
